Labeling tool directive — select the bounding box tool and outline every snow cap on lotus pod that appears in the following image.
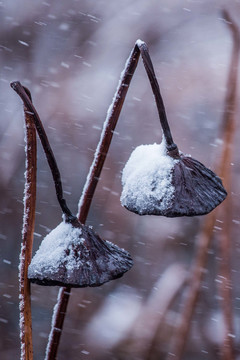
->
[120,138,227,217]
[28,218,133,287]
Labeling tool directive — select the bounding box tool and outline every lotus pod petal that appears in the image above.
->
[120,142,227,217]
[28,219,133,287]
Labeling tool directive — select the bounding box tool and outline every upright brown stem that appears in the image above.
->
[45,287,71,360]
[114,264,187,359]
[167,214,217,360]
[77,39,179,222]
[11,82,75,359]
[77,43,141,223]
[12,40,170,358]
[45,42,141,360]
[216,10,240,360]
[218,200,234,360]
[167,10,239,360]
[19,92,37,360]
[46,39,176,359]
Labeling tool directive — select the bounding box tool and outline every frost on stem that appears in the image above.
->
[28,218,133,287]
[17,87,36,360]
[121,138,227,217]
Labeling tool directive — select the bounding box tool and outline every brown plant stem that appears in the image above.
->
[218,199,234,360]
[145,267,187,360]
[45,42,140,360]
[167,10,239,360]
[45,287,71,360]
[77,40,178,223]
[113,264,187,360]
[45,39,170,360]
[216,10,240,360]
[19,90,37,360]
[77,43,140,224]
[136,40,179,156]
[167,214,217,360]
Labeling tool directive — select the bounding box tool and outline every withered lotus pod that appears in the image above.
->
[28,218,133,287]
[10,83,133,287]
[120,140,227,217]
[120,41,227,217]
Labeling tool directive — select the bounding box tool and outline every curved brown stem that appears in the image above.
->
[19,91,37,360]
[77,39,178,224]
[136,40,179,156]
[10,81,75,222]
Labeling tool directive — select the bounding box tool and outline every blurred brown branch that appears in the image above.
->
[19,92,37,360]
[113,264,187,359]
[167,10,240,360]
[216,9,240,360]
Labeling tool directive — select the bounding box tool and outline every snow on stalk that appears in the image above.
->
[19,89,37,360]
[77,41,141,222]
[46,40,142,360]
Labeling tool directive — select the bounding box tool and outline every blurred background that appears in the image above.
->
[0,0,240,359]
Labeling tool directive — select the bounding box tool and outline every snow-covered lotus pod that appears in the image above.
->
[28,218,133,287]
[120,140,227,217]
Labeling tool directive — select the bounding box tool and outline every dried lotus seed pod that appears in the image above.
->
[120,140,227,217]
[167,155,227,217]
[28,218,133,287]
[121,42,227,217]
[12,82,133,288]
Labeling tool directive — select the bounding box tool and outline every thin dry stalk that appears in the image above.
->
[45,42,141,360]
[167,10,239,360]
[113,264,187,360]
[45,39,174,359]
[19,92,37,360]
[216,10,240,360]
[167,213,217,360]
[45,286,71,360]
[11,82,75,360]
[10,82,75,222]
[217,199,234,360]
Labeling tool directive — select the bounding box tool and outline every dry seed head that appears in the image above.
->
[28,218,133,287]
[121,141,227,217]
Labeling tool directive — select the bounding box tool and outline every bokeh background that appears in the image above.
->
[1,0,240,359]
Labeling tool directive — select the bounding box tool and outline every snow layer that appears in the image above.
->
[121,141,178,215]
[28,221,84,278]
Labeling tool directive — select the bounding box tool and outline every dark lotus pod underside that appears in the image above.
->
[28,219,133,287]
[163,156,227,217]
[123,155,227,217]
